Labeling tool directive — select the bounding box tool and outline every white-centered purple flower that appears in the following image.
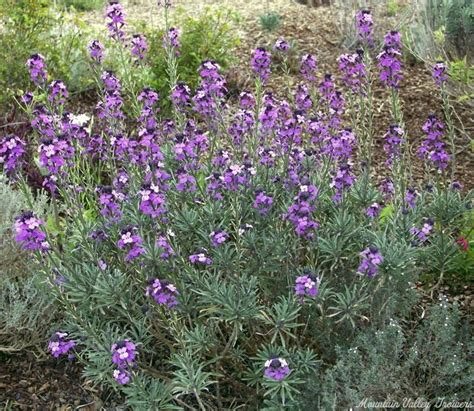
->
[264,358,291,381]
[146,278,179,308]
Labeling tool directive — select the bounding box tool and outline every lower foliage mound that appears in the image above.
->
[0,1,472,409]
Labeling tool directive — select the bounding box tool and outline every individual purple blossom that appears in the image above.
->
[264,358,291,381]
[97,185,123,221]
[117,227,145,261]
[113,368,131,385]
[210,230,229,247]
[26,54,47,84]
[176,172,197,192]
[358,246,383,277]
[433,61,448,87]
[156,235,174,259]
[418,115,450,170]
[273,38,290,52]
[48,332,75,358]
[0,135,26,175]
[48,80,68,105]
[14,212,49,252]
[105,1,126,41]
[253,191,273,215]
[88,40,105,64]
[366,202,381,218]
[163,27,180,55]
[355,10,373,44]
[251,48,271,83]
[294,272,319,298]
[189,252,212,265]
[300,54,317,82]
[101,71,121,92]
[21,92,34,105]
[38,135,75,175]
[410,218,434,244]
[383,124,405,166]
[111,339,137,368]
[131,34,149,60]
[146,278,179,308]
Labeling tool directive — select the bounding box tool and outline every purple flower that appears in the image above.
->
[338,50,366,94]
[189,252,212,265]
[88,40,105,63]
[264,358,291,381]
[377,31,403,88]
[251,48,271,83]
[366,202,381,218]
[210,230,229,247]
[384,30,402,49]
[21,92,34,105]
[418,115,450,170]
[113,368,131,384]
[139,184,167,218]
[156,235,175,259]
[383,124,404,166]
[330,163,355,202]
[410,218,434,244]
[117,227,145,261]
[26,54,47,84]
[239,91,256,109]
[111,339,137,368]
[14,212,49,252]
[38,134,75,175]
[295,272,319,298]
[105,1,126,41]
[131,34,149,60]
[285,184,320,239]
[253,191,273,215]
[405,188,418,209]
[300,53,317,82]
[273,38,290,52]
[355,10,373,44]
[0,135,26,175]
[48,332,75,358]
[171,82,191,109]
[146,278,179,308]
[97,185,123,221]
[433,61,448,87]
[295,83,313,112]
[163,27,180,55]
[48,80,68,105]
[358,246,383,277]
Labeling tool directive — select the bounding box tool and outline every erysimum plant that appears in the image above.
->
[1,3,472,409]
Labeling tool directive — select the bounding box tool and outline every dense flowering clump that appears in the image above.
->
[433,61,448,87]
[88,39,105,63]
[418,115,450,170]
[377,31,403,88]
[48,332,75,358]
[146,278,179,308]
[355,9,373,44]
[383,124,405,166]
[300,53,317,82]
[358,247,383,277]
[14,212,49,252]
[264,358,291,381]
[294,272,319,299]
[117,227,145,261]
[251,48,271,83]
[26,53,47,84]
[131,34,149,60]
[0,135,26,175]
[105,1,126,41]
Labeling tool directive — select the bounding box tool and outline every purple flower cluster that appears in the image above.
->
[358,246,383,277]
[251,48,271,83]
[300,53,317,82]
[366,202,381,218]
[117,227,145,261]
[294,272,319,299]
[131,34,149,60]
[355,9,373,44]
[330,162,355,202]
[26,53,47,84]
[0,135,26,175]
[273,38,290,53]
[48,332,75,358]
[111,339,137,385]
[189,251,212,265]
[171,82,191,110]
[383,124,405,166]
[264,358,290,381]
[285,183,319,239]
[210,230,229,247]
[139,183,167,219]
[405,187,418,209]
[146,278,179,308]
[163,27,180,55]
[418,115,450,170]
[253,191,273,215]
[97,185,123,221]
[88,40,105,64]
[377,31,403,88]
[338,50,366,94]
[105,1,126,41]
[97,71,124,119]
[14,212,49,252]
[48,80,68,105]
[38,134,75,175]
[410,218,434,244]
[433,61,448,87]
